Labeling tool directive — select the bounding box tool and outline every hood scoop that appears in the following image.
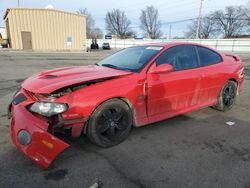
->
[46,75,58,79]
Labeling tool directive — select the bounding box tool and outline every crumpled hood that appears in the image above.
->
[22,65,132,94]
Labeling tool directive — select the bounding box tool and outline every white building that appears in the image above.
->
[0,27,7,39]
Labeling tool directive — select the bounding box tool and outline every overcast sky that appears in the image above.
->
[1,0,249,37]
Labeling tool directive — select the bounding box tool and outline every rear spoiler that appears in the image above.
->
[224,53,241,62]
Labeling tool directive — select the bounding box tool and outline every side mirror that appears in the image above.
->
[150,64,173,74]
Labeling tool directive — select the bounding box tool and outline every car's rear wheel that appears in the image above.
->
[213,80,237,111]
[87,99,132,147]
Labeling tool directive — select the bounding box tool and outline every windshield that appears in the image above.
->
[98,46,163,72]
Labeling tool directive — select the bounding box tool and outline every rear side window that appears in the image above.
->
[155,45,199,71]
[197,46,222,66]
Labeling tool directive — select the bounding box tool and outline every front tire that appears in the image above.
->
[87,99,132,147]
[213,80,237,111]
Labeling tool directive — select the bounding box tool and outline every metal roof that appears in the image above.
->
[4,8,87,20]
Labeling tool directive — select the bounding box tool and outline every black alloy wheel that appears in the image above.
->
[222,82,237,108]
[87,99,132,147]
[213,80,237,111]
[97,107,129,141]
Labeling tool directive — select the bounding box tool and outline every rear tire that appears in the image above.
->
[87,99,132,147]
[213,80,237,111]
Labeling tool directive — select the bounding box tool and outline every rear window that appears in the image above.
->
[197,46,222,67]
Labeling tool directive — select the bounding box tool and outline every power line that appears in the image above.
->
[93,5,227,22]
[159,8,200,20]
[161,18,195,25]
[94,2,217,28]
[99,17,196,31]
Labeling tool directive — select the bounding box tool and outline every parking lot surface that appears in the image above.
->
[0,50,250,188]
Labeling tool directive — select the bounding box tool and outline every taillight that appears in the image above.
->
[238,66,244,79]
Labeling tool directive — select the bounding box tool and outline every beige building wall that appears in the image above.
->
[4,8,86,50]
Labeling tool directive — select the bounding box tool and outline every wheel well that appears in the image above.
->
[229,78,239,94]
[228,78,237,84]
[83,97,136,134]
[119,97,136,126]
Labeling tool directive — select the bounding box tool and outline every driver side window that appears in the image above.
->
[155,45,199,71]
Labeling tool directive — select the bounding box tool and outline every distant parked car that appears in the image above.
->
[102,42,110,50]
[1,39,8,48]
[90,38,99,49]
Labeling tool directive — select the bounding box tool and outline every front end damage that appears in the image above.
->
[9,88,87,169]
[9,65,133,169]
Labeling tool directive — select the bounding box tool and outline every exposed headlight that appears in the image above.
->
[29,102,68,117]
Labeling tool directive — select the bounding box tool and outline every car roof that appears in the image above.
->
[141,42,210,48]
[140,42,218,52]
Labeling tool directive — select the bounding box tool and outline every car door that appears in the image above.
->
[196,46,224,106]
[147,45,201,120]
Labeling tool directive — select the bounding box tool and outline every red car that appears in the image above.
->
[9,42,244,169]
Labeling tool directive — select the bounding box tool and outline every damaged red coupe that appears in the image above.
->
[9,42,244,169]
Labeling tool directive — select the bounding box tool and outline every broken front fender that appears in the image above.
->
[10,105,69,169]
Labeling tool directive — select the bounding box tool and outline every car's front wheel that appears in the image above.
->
[213,80,237,111]
[87,99,132,147]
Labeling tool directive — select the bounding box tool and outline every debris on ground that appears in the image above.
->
[225,121,236,126]
[88,179,103,188]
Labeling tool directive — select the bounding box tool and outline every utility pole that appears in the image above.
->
[169,24,172,39]
[195,0,204,39]
[18,0,20,8]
